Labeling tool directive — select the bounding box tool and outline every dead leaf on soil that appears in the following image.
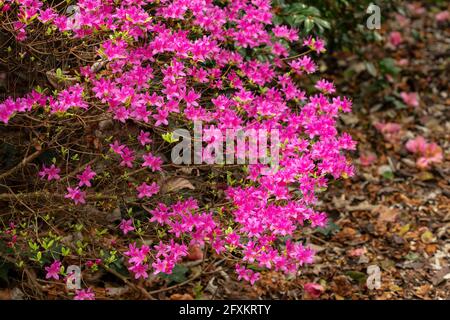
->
[374,205,399,223]
[161,177,195,193]
[170,293,194,300]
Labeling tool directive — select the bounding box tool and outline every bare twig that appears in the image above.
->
[103,265,155,300]
[0,149,43,180]
[0,191,117,201]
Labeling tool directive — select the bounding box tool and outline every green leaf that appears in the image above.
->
[304,17,315,33]
[272,15,283,25]
[313,17,331,30]
[345,271,367,284]
[364,61,378,77]
[61,247,71,257]
[162,132,179,144]
[382,170,394,180]
[160,264,188,284]
[317,221,340,236]
[379,58,400,76]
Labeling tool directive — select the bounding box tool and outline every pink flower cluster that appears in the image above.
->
[39,164,61,181]
[1,0,356,284]
[74,288,95,300]
[64,165,97,205]
[400,92,419,108]
[374,122,402,144]
[405,136,443,169]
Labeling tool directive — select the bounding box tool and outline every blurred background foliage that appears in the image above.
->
[272,0,395,52]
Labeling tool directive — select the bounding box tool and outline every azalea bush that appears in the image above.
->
[0,0,355,299]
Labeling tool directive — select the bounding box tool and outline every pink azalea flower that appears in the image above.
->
[74,288,95,300]
[397,58,409,66]
[129,263,149,279]
[394,14,410,28]
[310,212,328,228]
[405,136,428,154]
[124,243,150,266]
[152,258,173,275]
[407,3,425,15]
[136,182,159,198]
[113,106,130,123]
[65,187,86,205]
[235,264,260,285]
[416,143,443,169]
[272,25,299,42]
[77,165,96,187]
[45,260,62,280]
[374,122,402,143]
[303,36,326,54]
[153,108,169,126]
[4,0,360,284]
[110,140,125,155]
[138,131,152,146]
[119,219,135,235]
[184,89,201,108]
[348,247,367,257]
[315,79,335,94]
[120,147,135,168]
[39,164,61,181]
[289,56,317,75]
[38,8,57,23]
[142,153,163,171]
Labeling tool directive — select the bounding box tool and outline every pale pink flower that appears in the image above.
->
[406,136,443,169]
[304,283,324,299]
[397,59,409,66]
[388,31,403,47]
[405,136,428,154]
[416,143,443,169]
[374,122,401,134]
[407,3,425,15]
[400,92,419,108]
[436,11,449,22]
[152,258,171,275]
[359,152,377,167]
[348,247,367,257]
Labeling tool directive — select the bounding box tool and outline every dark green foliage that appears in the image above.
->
[273,0,396,52]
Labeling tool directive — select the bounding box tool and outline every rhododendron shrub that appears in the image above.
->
[0,0,354,293]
